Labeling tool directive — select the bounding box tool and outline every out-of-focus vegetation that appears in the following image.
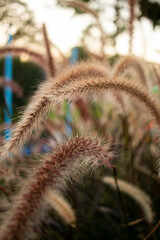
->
[0,0,41,43]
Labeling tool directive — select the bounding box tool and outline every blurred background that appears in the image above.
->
[1,0,160,61]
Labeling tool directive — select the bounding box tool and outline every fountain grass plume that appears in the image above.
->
[0,136,111,240]
[50,75,160,128]
[52,61,108,88]
[0,46,47,72]
[0,81,51,160]
[46,190,76,226]
[102,176,154,223]
[0,77,23,98]
[0,62,108,160]
[42,23,56,77]
[112,55,147,113]
[1,62,160,163]
[113,56,147,87]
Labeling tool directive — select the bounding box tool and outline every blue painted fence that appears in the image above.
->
[65,47,79,136]
[4,34,13,140]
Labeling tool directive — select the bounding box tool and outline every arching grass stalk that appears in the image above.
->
[0,77,23,98]
[46,190,76,226]
[113,56,147,87]
[0,46,47,72]
[0,136,111,240]
[0,62,108,160]
[51,76,160,126]
[1,63,160,164]
[102,176,154,223]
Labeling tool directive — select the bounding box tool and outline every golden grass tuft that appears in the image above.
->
[102,176,154,223]
[46,190,76,226]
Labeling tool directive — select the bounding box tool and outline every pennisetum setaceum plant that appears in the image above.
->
[0,60,159,239]
[1,62,160,162]
[0,1,160,240]
[0,137,113,240]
